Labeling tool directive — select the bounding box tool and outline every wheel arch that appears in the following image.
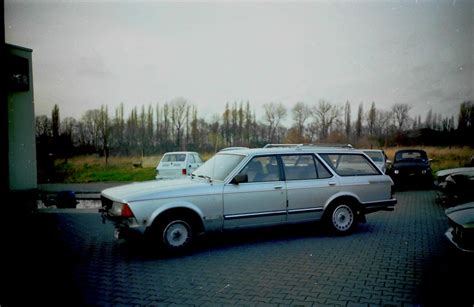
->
[148,203,205,235]
[322,193,365,222]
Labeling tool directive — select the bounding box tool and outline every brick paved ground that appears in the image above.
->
[2,190,473,306]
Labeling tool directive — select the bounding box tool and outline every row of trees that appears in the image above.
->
[36,99,474,163]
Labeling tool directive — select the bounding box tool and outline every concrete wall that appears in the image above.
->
[7,44,37,191]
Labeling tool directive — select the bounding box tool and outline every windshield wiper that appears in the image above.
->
[198,175,213,182]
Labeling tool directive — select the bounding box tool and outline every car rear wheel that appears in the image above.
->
[325,201,357,235]
[153,216,194,253]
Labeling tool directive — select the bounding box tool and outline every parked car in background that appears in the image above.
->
[436,167,474,205]
[388,149,433,188]
[101,145,396,254]
[155,151,203,179]
[445,202,474,253]
[362,149,388,173]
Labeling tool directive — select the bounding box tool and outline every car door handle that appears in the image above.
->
[328,181,336,186]
[274,186,283,190]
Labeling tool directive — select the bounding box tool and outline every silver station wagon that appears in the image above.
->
[100,145,396,253]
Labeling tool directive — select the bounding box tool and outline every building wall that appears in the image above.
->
[7,44,37,191]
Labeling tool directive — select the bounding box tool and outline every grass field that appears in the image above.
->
[53,155,161,183]
[50,146,473,183]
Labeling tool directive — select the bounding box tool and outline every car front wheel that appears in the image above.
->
[326,202,357,235]
[153,216,194,253]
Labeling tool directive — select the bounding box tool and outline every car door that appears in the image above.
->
[282,154,338,222]
[223,155,287,229]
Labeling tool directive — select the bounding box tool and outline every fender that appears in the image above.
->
[323,191,362,210]
[147,200,205,228]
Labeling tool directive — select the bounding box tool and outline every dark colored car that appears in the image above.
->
[445,202,474,253]
[388,149,433,188]
[436,167,474,205]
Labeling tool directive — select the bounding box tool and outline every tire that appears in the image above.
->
[153,216,194,253]
[325,201,357,235]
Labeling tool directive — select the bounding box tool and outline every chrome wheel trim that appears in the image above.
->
[163,220,190,248]
[332,205,354,231]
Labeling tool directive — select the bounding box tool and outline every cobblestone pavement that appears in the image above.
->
[3,190,473,306]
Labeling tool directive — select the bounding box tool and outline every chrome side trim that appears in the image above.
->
[288,207,324,214]
[224,210,287,220]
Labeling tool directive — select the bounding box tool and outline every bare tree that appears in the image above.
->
[35,115,51,137]
[170,97,188,149]
[81,109,101,149]
[311,100,340,141]
[425,109,433,129]
[344,101,351,139]
[52,104,60,139]
[263,102,287,143]
[374,109,392,146]
[366,102,376,136]
[112,103,125,152]
[355,103,363,139]
[292,102,311,139]
[392,103,411,132]
[98,105,110,164]
[60,117,77,148]
[209,113,222,152]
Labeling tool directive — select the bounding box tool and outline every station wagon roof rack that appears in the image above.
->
[263,144,303,148]
[263,143,354,149]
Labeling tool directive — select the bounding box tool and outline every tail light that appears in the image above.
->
[121,203,134,218]
[182,168,187,175]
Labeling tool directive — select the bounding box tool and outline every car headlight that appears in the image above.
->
[111,202,135,218]
[394,169,399,174]
[421,169,427,174]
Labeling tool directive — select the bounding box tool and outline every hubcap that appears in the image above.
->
[332,205,354,231]
[164,221,190,247]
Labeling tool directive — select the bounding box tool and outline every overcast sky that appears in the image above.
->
[5,0,474,124]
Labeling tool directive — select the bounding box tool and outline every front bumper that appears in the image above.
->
[99,207,147,239]
[445,227,474,253]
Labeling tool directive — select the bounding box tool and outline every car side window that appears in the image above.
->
[319,153,380,176]
[314,157,332,179]
[239,156,281,182]
[189,154,195,163]
[195,154,203,163]
[282,155,317,180]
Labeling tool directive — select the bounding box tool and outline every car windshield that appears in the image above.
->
[162,154,186,162]
[364,151,384,162]
[192,153,245,182]
[395,151,428,162]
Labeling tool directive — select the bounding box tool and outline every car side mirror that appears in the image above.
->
[231,174,248,185]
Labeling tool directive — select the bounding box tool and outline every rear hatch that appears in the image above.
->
[157,161,187,177]
[157,153,188,177]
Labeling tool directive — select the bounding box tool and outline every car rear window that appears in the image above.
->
[363,151,384,162]
[162,154,186,162]
[395,151,428,161]
[319,153,380,176]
